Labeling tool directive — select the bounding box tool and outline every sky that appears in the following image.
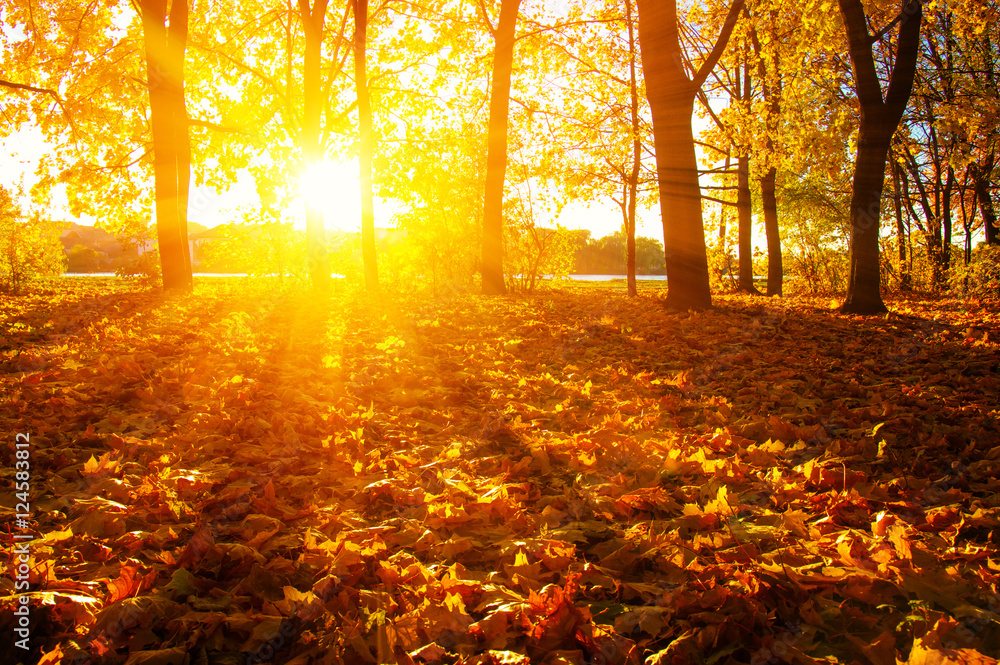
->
[2,126,665,242]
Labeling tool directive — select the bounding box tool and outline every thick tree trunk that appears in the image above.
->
[353,0,378,292]
[299,0,330,290]
[651,95,711,310]
[844,134,893,313]
[481,0,522,296]
[761,166,782,295]
[625,0,640,298]
[636,0,743,310]
[141,0,192,291]
[838,0,921,315]
[973,161,998,245]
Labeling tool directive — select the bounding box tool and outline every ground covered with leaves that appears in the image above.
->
[2,280,1000,665]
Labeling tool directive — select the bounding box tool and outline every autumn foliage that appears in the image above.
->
[2,281,999,664]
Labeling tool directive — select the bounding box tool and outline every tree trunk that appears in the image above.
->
[481,0,522,296]
[735,61,758,295]
[844,135,893,312]
[736,154,757,293]
[973,161,998,245]
[625,0,640,298]
[636,0,743,310]
[761,166,782,295]
[959,169,973,266]
[838,0,921,315]
[141,0,192,291]
[299,0,330,290]
[353,0,378,292]
[942,165,953,276]
[902,146,939,260]
[891,157,911,290]
[751,21,783,298]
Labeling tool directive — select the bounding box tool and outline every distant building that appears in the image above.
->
[188,226,227,267]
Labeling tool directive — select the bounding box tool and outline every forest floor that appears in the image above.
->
[2,279,1000,665]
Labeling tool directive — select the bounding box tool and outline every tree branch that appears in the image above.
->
[884,0,922,120]
[0,77,77,135]
[475,0,497,37]
[692,0,745,88]
[702,194,739,207]
[838,0,884,109]
[188,117,253,135]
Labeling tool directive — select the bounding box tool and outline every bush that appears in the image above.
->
[503,195,576,294]
[0,187,68,294]
[112,222,161,286]
[199,219,306,278]
[67,244,103,272]
[949,244,1000,300]
[115,249,162,286]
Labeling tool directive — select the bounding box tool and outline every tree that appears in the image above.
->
[0,186,66,294]
[140,0,194,291]
[299,0,333,289]
[894,0,1000,289]
[0,0,195,286]
[636,0,744,310]
[480,0,523,296]
[352,0,379,291]
[624,0,642,297]
[734,59,760,294]
[695,36,759,296]
[838,0,922,314]
[541,0,657,297]
[749,18,784,296]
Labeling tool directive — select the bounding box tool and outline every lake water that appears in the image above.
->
[63,272,254,278]
[555,274,668,281]
[62,273,668,281]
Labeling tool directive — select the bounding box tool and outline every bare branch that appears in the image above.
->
[693,0,745,88]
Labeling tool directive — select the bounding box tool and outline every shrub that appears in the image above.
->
[503,195,576,294]
[949,244,1000,300]
[200,219,307,278]
[67,244,103,273]
[0,187,68,294]
[115,248,162,286]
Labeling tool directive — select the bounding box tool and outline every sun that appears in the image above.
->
[299,159,361,232]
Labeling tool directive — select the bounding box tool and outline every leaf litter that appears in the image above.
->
[1,282,999,665]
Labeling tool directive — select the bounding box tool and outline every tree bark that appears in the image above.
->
[838,0,922,315]
[942,164,954,276]
[625,0,640,298]
[353,0,378,292]
[141,0,193,291]
[736,153,758,293]
[761,166,782,295]
[735,60,757,294]
[636,0,744,310]
[299,0,330,290]
[972,160,998,245]
[891,157,911,290]
[481,0,522,296]
[750,20,783,297]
